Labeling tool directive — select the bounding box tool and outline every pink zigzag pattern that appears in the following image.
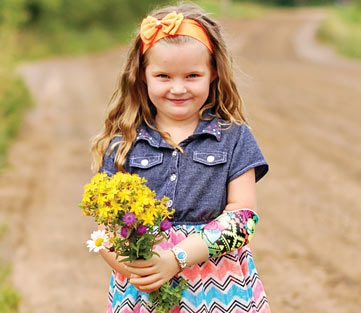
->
[107,225,271,313]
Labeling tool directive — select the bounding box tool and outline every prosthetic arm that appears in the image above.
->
[196,209,258,258]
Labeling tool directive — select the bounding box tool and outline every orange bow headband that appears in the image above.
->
[140,11,213,54]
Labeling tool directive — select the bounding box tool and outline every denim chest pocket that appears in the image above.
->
[193,151,227,166]
[129,153,163,169]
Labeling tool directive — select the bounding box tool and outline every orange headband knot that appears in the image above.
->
[140,11,213,54]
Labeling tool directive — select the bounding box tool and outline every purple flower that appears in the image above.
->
[120,227,130,238]
[123,212,136,225]
[136,224,148,235]
[160,219,172,231]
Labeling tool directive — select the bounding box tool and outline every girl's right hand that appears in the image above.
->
[125,249,180,293]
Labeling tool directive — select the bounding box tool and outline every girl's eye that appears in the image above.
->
[158,74,169,79]
[187,74,199,78]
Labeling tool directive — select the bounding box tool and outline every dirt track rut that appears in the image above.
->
[1,8,360,313]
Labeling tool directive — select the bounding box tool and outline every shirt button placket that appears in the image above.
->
[167,149,179,209]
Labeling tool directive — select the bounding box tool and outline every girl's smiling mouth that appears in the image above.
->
[168,98,189,104]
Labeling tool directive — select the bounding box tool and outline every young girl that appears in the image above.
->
[92,3,271,313]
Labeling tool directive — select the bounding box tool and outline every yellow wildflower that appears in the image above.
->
[162,207,175,220]
[142,212,155,226]
[98,206,110,219]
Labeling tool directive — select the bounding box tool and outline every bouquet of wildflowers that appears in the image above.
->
[79,172,188,313]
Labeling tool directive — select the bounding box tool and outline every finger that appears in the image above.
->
[133,285,143,292]
[137,280,163,293]
[130,274,140,279]
[129,274,161,286]
[124,265,155,276]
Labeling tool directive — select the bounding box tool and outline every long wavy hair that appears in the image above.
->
[91,3,247,172]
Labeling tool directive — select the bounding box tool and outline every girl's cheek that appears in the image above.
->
[149,83,165,93]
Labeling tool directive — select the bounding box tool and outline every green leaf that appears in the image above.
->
[153,238,164,245]
[152,251,160,258]
[118,257,131,263]
[146,277,189,312]
[137,236,145,244]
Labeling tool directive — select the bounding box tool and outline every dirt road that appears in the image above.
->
[1,8,360,313]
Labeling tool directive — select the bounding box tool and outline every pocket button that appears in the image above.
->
[141,159,149,166]
[207,155,215,163]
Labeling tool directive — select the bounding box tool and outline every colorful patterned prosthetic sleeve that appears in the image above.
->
[196,209,259,258]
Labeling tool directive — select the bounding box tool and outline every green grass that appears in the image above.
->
[317,4,361,59]
[195,0,271,18]
[0,72,33,169]
[0,225,21,313]
[0,263,21,313]
[16,22,138,61]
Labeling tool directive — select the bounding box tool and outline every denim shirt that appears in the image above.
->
[100,116,268,225]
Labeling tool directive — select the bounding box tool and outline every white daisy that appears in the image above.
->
[86,230,109,253]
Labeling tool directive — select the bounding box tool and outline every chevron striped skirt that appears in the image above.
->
[107,224,271,313]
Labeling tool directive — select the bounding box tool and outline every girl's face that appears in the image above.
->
[144,40,215,125]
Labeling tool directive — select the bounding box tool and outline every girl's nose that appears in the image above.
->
[170,81,186,94]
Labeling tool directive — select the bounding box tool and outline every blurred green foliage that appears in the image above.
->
[318,3,361,59]
[0,0,33,170]
[195,0,271,17]
[1,0,170,29]
[0,225,21,313]
[0,262,20,313]
[235,0,340,6]
[0,77,32,168]
[0,0,169,59]
[23,0,166,30]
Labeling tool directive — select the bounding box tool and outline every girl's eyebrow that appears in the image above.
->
[186,70,205,74]
[150,69,206,75]
[150,70,169,75]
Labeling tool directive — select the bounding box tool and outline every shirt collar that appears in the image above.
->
[135,124,161,148]
[193,116,222,142]
[135,112,222,148]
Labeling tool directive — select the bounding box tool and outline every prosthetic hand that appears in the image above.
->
[196,209,258,258]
